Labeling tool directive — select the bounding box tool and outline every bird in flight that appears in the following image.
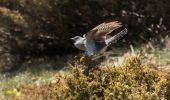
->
[71,21,127,58]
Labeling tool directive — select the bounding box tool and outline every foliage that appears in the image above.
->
[15,55,168,100]
[0,0,169,51]
[0,0,170,70]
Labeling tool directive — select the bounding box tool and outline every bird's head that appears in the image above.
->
[70,36,82,41]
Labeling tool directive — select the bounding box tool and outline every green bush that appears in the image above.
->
[18,55,168,100]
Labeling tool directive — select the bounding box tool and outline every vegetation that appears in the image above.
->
[0,0,170,70]
[0,44,170,99]
[0,0,170,99]
[1,55,169,100]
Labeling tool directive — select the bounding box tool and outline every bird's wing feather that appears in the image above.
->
[84,29,98,56]
[85,29,98,38]
[84,21,124,56]
[95,28,128,56]
[92,21,122,40]
[92,22,106,30]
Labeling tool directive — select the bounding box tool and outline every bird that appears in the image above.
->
[71,21,127,58]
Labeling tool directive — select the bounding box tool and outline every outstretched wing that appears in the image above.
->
[84,21,124,56]
[98,28,128,54]
[84,29,98,56]
[92,21,122,41]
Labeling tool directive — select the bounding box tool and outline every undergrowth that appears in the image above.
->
[4,55,168,100]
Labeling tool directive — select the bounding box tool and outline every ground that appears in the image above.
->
[0,39,170,99]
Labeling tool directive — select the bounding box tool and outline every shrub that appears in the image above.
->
[18,55,168,100]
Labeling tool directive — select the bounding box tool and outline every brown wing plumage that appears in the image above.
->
[90,21,122,40]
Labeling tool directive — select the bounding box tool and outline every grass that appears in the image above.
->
[0,69,58,98]
[0,40,170,99]
[0,57,67,98]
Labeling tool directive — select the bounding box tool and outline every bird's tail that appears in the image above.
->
[105,28,128,45]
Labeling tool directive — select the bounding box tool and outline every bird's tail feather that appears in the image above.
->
[98,28,127,55]
[105,28,128,45]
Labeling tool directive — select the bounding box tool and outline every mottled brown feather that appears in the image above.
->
[86,21,122,41]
